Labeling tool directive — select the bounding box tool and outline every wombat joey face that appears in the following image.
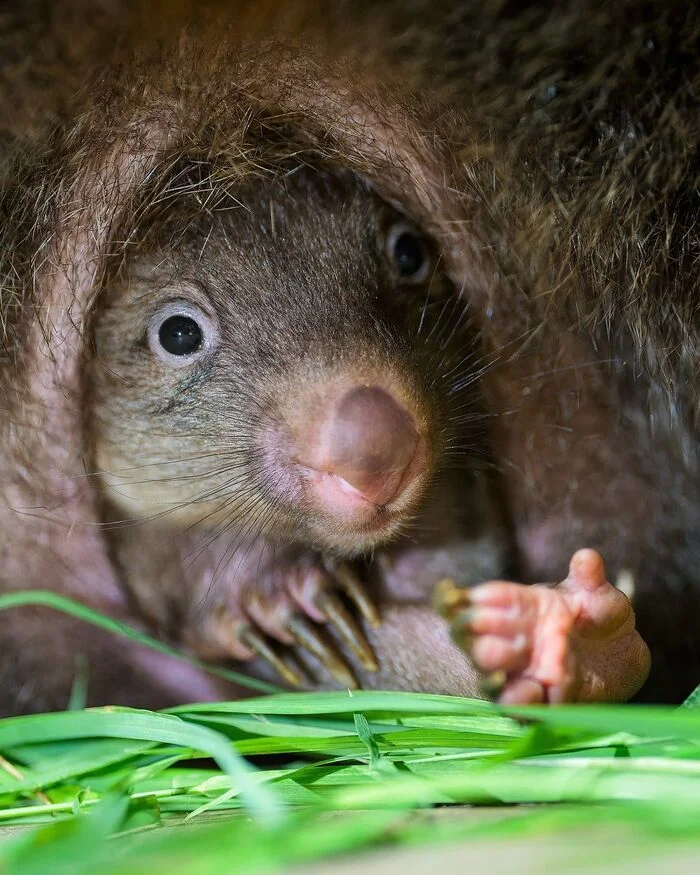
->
[88,165,480,557]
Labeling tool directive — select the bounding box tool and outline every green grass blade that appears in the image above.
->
[0,709,282,824]
[0,591,280,695]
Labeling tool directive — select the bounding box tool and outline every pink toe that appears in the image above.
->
[470,581,530,609]
[245,595,296,644]
[568,549,607,591]
[471,634,531,673]
[457,606,524,637]
[499,678,546,704]
[286,567,328,624]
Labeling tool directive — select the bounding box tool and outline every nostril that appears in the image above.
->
[324,386,420,505]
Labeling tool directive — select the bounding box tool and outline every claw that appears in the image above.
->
[479,669,507,698]
[286,614,359,688]
[434,582,506,699]
[332,564,381,628]
[315,590,379,672]
[449,609,474,650]
[238,626,304,688]
[433,577,470,621]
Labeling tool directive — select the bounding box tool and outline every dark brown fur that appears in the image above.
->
[0,0,698,711]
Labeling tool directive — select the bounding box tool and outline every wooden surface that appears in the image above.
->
[2,807,698,874]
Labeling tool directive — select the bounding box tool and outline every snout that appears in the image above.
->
[259,375,435,547]
[301,384,423,508]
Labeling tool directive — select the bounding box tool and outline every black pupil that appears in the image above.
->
[158,315,203,356]
[393,232,425,276]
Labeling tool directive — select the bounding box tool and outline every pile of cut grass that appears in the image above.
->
[4,692,700,874]
[2,593,700,874]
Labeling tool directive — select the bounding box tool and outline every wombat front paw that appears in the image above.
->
[192,557,380,689]
[436,549,651,703]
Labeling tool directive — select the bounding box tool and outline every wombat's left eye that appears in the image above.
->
[159,315,203,356]
[386,223,432,283]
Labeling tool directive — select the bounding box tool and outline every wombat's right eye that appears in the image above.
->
[147,303,216,365]
[158,315,203,356]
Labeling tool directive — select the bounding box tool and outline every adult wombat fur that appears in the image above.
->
[0,0,697,712]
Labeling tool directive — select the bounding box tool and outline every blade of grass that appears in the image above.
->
[0,591,281,695]
[505,703,700,740]
[0,709,281,824]
[168,690,502,717]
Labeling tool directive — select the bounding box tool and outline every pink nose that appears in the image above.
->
[318,386,420,506]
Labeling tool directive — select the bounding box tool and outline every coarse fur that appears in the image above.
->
[0,0,698,711]
[0,14,506,712]
[86,162,506,684]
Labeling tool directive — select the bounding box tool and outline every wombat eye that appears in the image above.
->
[386,223,432,283]
[158,315,203,356]
[147,303,216,365]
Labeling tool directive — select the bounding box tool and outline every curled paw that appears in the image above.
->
[196,557,381,689]
[435,549,651,704]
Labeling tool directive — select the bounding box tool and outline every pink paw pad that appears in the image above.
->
[435,549,651,704]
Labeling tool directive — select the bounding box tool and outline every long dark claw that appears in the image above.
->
[333,564,381,628]
[432,577,470,621]
[286,614,359,688]
[432,583,507,699]
[315,590,379,672]
[449,609,475,650]
[480,670,507,698]
[238,626,304,688]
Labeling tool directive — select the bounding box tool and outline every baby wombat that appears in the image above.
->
[0,0,694,712]
[2,0,520,713]
[84,163,506,698]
